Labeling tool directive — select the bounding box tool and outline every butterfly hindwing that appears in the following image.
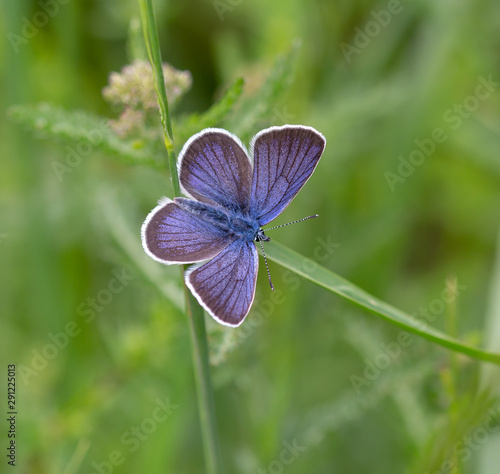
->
[185,240,258,327]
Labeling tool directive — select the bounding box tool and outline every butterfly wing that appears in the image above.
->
[178,128,252,211]
[141,198,234,264]
[185,240,258,327]
[249,125,326,226]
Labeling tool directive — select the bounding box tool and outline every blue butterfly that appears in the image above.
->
[141,125,326,327]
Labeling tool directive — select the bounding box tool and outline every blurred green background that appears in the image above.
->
[2,0,500,473]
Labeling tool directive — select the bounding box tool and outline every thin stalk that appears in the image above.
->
[138,0,179,194]
[138,1,223,472]
[445,276,459,400]
[185,285,224,474]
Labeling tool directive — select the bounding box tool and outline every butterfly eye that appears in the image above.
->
[254,229,270,242]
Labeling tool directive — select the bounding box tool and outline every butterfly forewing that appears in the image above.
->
[250,126,325,225]
[179,129,252,211]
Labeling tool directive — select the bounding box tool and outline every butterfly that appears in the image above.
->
[141,125,326,327]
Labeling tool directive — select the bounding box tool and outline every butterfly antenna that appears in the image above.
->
[257,239,274,291]
[263,214,319,232]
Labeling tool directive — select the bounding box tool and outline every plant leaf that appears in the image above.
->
[8,103,164,168]
[409,390,497,474]
[264,240,500,365]
[174,77,244,146]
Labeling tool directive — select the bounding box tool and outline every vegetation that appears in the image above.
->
[2,0,500,473]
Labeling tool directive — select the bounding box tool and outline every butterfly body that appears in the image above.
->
[142,125,326,327]
[175,197,262,243]
[176,195,273,291]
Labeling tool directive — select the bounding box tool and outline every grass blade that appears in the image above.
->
[138,0,179,193]
[264,240,500,365]
[138,2,224,473]
[185,287,224,474]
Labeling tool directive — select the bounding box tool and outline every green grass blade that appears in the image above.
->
[480,227,500,388]
[264,241,500,365]
[139,2,223,473]
[185,287,224,474]
[138,0,179,195]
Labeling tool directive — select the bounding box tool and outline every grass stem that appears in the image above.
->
[139,1,223,472]
[139,0,179,194]
[185,286,224,474]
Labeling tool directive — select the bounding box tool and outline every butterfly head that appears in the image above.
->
[254,229,270,243]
